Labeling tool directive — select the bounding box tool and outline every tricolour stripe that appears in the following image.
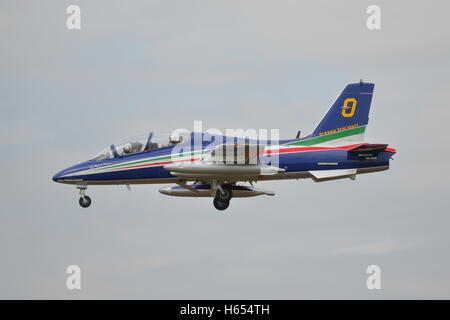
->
[284,126,366,146]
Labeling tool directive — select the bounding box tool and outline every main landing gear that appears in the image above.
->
[77,185,91,208]
[213,184,232,211]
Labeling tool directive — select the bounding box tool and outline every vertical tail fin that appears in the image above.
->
[309,81,374,145]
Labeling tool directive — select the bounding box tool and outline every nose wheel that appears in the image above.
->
[77,185,92,208]
[213,197,230,211]
[213,185,232,211]
[79,195,92,208]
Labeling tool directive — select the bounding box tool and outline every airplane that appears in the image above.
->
[52,81,396,211]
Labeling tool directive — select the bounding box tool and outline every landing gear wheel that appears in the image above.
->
[216,188,232,202]
[213,197,230,211]
[79,195,92,208]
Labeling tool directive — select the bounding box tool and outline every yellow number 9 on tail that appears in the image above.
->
[341,98,357,117]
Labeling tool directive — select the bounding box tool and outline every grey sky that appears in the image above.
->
[1,0,450,299]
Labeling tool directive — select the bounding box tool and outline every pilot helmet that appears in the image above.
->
[123,143,132,153]
[169,133,181,144]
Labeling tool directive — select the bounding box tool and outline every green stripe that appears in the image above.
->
[97,150,205,171]
[285,126,366,146]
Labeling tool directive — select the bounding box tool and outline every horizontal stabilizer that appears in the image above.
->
[309,168,357,180]
[349,143,388,154]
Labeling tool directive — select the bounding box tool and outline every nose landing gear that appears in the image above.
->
[212,184,232,211]
[77,185,91,208]
[213,197,230,211]
[79,195,92,208]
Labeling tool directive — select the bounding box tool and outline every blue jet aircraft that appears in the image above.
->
[53,81,396,211]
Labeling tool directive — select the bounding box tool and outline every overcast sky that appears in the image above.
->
[1,0,450,299]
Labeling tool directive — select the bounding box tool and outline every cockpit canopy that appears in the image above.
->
[90,131,189,161]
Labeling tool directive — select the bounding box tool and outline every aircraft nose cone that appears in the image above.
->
[52,161,90,183]
[52,170,65,182]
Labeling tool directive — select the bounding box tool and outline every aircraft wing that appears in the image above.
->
[164,143,284,181]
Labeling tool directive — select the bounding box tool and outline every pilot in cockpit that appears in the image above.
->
[122,141,143,155]
[169,134,183,145]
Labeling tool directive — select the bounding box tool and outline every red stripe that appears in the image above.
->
[265,144,361,155]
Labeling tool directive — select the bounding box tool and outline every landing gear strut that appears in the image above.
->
[77,185,91,208]
[212,183,232,211]
[216,187,232,202]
